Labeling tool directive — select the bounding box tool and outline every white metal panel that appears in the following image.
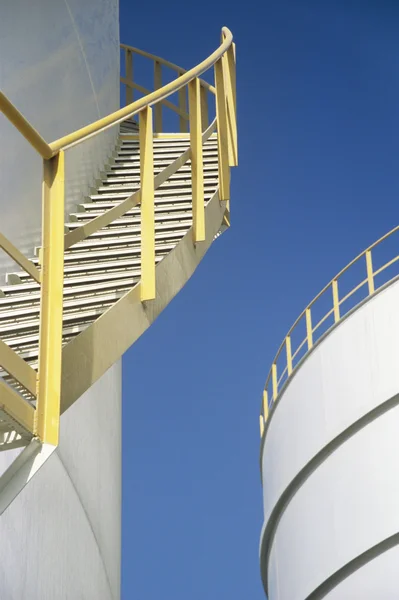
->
[0,0,120,280]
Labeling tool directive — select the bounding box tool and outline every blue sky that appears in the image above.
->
[119,2,399,598]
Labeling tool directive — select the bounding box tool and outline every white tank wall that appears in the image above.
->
[0,0,120,280]
[0,361,122,600]
[0,3,122,598]
[260,277,399,599]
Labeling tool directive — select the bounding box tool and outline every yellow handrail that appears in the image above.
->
[259,224,399,438]
[0,27,237,448]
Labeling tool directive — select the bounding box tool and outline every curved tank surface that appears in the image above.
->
[260,277,399,599]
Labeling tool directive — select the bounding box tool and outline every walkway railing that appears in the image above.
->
[0,27,237,449]
[260,225,399,437]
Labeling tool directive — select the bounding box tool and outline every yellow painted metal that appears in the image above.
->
[263,390,269,422]
[0,232,41,283]
[120,79,189,120]
[332,279,340,323]
[125,49,133,105]
[178,79,188,133]
[154,61,163,132]
[50,28,233,154]
[0,339,37,397]
[189,78,205,243]
[222,41,238,167]
[306,308,313,350]
[0,91,53,159]
[139,107,156,301]
[36,152,65,446]
[200,85,209,131]
[0,379,35,436]
[214,58,230,202]
[286,336,293,376]
[259,415,265,438]
[366,250,375,294]
[272,364,278,401]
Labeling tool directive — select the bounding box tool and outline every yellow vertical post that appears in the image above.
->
[272,363,278,402]
[286,336,293,376]
[36,151,65,446]
[214,58,230,202]
[125,49,133,106]
[178,72,188,133]
[306,308,313,350]
[263,389,269,422]
[222,42,238,167]
[332,280,340,323]
[200,85,209,131]
[366,250,375,295]
[188,78,205,243]
[140,106,155,301]
[259,415,265,438]
[154,61,163,133]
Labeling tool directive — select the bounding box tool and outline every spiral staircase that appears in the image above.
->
[0,27,237,513]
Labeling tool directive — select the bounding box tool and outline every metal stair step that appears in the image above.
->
[89,180,217,201]
[32,242,175,265]
[108,156,218,174]
[72,203,193,219]
[67,211,193,227]
[63,230,184,253]
[113,149,218,164]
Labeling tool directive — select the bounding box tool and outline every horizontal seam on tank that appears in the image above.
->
[56,451,117,600]
[305,532,399,600]
[259,391,399,597]
[259,273,399,479]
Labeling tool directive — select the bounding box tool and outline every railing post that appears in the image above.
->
[140,106,155,301]
[366,250,375,294]
[125,49,133,106]
[305,308,313,350]
[188,78,205,243]
[214,58,230,202]
[154,61,163,133]
[332,279,340,323]
[272,363,278,402]
[286,336,293,375]
[222,41,238,167]
[36,151,65,446]
[259,415,265,438]
[178,73,188,133]
[263,390,269,423]
[200,85,209,131]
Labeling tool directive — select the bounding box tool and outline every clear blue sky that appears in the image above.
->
[119,2,399,598]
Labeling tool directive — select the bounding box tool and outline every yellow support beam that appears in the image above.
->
[178,75,188,133]
[200,85,209,131]
[0,339,37,397]
[0,232,41,283]
[332,279,340,323]
[36,151,65,446]
[366,250,375,295]
[222,42,238,167]
[0,379,35,435]
[140,106,156,301]
[189,78,205,243]
[154,61,163,132]
[214,58,230,202]
[125,49,133,106]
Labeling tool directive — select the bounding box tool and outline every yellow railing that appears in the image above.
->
[259,225,399,437]
[0,27,237,448]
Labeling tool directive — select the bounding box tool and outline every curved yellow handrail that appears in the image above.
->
[259,224,399,437]
[0,27,232,158]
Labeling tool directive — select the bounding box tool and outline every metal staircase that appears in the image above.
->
[0,27,237,512]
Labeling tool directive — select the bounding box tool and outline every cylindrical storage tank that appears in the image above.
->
[260,277,399,599]
[0,1,121,598]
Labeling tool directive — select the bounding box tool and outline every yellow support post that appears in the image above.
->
[332,279,340,323]
[222,42,238,167]
[259,415,265,438]
[36,151,65,446]
[154,61,163,133]
[178,74,188,133]
[263,390,269,422]
[140,106,155,301]
[272,363,278,402]
[306,308,313,350]
[286,336,293,376]
[188,78,205,243]
[125,49,133,106]
[366,250,375,295]
[214,58,230,202]
[200,85,209,131]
